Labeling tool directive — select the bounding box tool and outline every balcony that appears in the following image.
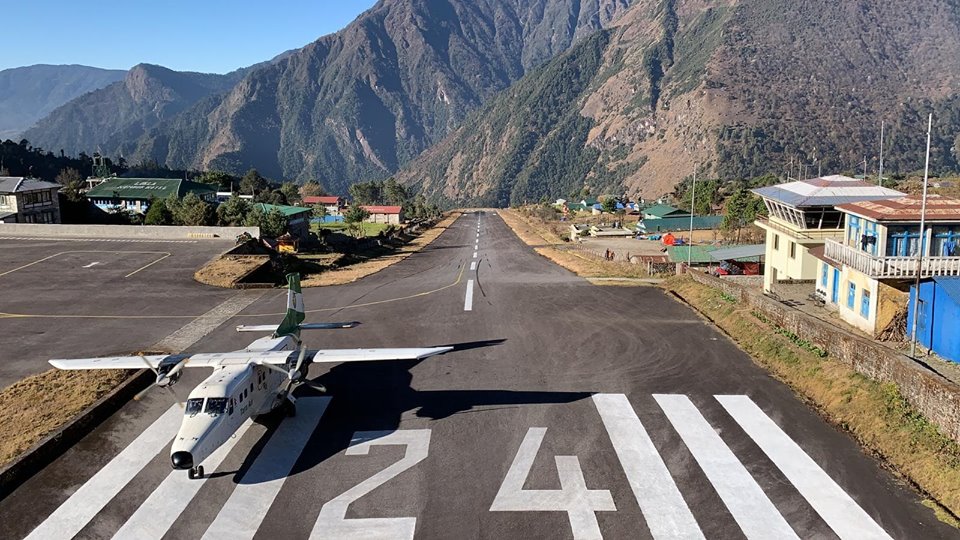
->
[824,239,960,278]
[754,217,843,241]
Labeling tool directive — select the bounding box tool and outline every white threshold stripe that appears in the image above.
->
[113,419,255,540]
[654,394,798,540]
[473,252,477,258]
[26,405,183,540]
[470,261,477,271]
[464,279,475,311]
[202,397,332,540]
[716,395,893,540]
[592,394,704,539]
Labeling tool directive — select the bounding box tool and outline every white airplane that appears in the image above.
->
[49,273,453,480]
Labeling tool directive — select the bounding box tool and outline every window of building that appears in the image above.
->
[861,289,871,318]
[847,282,856,309]
[773,234,780,250]
[848,215,861,247]
[821,263,828,287]
[789,242,796,259]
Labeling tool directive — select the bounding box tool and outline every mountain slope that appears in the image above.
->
[0,65,124,140]
[399,0,960,204]
[134,0,634,193]
[23,64,248,158]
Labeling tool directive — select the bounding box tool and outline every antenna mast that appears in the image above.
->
[878,120,885,186]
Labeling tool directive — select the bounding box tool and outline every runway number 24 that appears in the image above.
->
[313,429,431,539]
[491,428,616,539]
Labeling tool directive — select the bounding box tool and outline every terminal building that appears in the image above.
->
[85,178,217,214]
[0,176,62,224]
[752,175,903,294]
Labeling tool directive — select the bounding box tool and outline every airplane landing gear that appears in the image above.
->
[282,399,296,418]
[188,466,204,480]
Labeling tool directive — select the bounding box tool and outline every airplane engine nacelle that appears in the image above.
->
[156,357,186,387]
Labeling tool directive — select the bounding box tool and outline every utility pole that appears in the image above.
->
[688,164,697,267]
[878,120,885,186]
[863,156,867,179]
[910,113,933,358]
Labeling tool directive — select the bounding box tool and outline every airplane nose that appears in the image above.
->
[171,451,193,470]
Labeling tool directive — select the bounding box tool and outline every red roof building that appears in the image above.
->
[303,195,344,206]
[360,205,404,225]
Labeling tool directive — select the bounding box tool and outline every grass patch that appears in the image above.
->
[662,274,960,520]
[0,369,133,468]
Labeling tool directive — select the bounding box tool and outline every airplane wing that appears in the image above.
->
[49,347,454,370]
[306,347,454,364]
[48,354,187,370]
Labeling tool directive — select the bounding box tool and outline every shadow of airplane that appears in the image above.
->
[226,338,593,484]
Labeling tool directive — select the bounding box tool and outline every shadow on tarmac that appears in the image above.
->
[225,338,593,484]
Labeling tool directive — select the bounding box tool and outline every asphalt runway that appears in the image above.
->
[0,237,239,387]
[0,212,955,539]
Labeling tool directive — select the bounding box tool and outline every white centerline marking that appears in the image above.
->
[464,279,474,311]
[113,419,255,540]
[26,405,182,540]
[202,397,332,540]
[470,262,477,271]
[473,252,477,258]
[716,395,892,539]
[654,394,798,539]
[593,394,704,539]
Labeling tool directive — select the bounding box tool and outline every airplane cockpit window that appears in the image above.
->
[185,398,204,415]
[205,397,228,415]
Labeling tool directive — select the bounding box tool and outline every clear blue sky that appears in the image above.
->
[2,0,378,73]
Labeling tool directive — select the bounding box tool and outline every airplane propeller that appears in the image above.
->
[134,355,184,407]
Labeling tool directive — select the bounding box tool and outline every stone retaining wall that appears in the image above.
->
[689,270,960,442]
[0,223,259,240]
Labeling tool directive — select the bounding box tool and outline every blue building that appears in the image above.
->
[908,276,960,364]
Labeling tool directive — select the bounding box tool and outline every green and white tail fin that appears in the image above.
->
[275,273,305,338]
[235,273,358,334]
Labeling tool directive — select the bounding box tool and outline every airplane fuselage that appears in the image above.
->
[169,335,297,472]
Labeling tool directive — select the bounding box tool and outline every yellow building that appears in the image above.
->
[752,176,903,293]
[818,194,960,336]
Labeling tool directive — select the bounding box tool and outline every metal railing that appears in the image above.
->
[824,239,960,278]
[754,217,843,241]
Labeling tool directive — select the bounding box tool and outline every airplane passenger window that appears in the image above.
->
[205,398,228,415]
[185,398,203,415]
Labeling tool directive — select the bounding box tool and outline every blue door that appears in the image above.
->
[831,268,840,303]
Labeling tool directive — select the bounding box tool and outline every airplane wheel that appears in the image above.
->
[197,466,204,478]
[188,468,196,480]
[284,400,296,418]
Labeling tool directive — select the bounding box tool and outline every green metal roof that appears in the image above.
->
[252,203,311,217]
[85,178,216,200]
[666,245,720,264]
[643,204,687,218]
[640,215,723,232]
[667,244,761,264]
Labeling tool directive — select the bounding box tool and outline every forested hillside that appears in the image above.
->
[127,0,634,195]
[400,0,960,204]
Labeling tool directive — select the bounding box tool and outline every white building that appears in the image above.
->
[752,175,903,293]
[0,177,62,224]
